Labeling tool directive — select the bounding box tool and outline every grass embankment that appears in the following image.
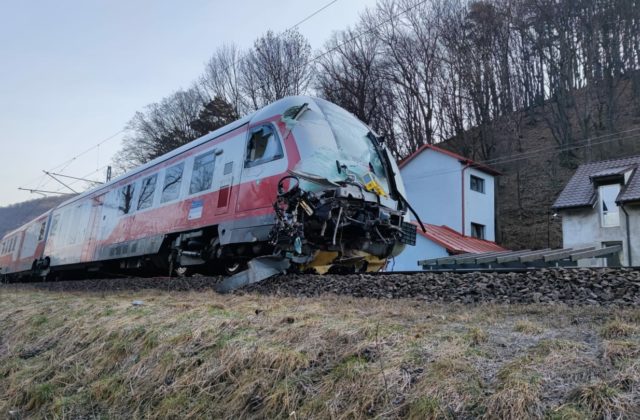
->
[1,289,639,419]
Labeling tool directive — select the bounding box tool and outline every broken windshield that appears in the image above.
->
[304,98,390,194]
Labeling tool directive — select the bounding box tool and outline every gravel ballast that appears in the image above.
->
[3,268,640,305]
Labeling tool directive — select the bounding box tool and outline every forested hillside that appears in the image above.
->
[0,196,73,238]
[109,0,640,249]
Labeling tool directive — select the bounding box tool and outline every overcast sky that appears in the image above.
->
[0,0,376,206]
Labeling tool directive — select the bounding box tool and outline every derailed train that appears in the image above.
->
[0,97,417,285]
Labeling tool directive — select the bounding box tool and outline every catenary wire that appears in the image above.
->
[402,129,640,184]
[17,0,343,197]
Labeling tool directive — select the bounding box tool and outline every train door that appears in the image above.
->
[236,124,287,212]
[19,223,39,264]
[82,194,106,261]
[215,160,234,216]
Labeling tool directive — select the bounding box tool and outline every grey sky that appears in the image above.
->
[0,0,376,206]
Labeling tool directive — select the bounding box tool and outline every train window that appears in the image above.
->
[49,214,60,237]
[189,152,216,194]
[316,98,390,190]
[161,163,184,203]
[38,221,46,241]
[245,125,283,168]
[118,183,136,215]
[137,174,158,210]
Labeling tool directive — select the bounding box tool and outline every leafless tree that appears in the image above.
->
[240,29,313,110]
[114,86,205,170]
[200,44,246,115]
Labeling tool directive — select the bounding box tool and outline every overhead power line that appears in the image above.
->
[19,130,124,195]
[288,0,339,30]
[18,1,342,199]
[403,128,640,184]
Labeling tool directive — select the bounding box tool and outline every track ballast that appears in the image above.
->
[3,267,640,306]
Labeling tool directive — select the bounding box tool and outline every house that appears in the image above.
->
[552,155,640,267]
[390,144,503,270]
[399,144,501,241]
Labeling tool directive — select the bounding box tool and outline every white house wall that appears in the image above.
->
[623,203,640,266]
[561,207,637,266]
[465,167,496,241]
[401,152,463,232]
[390,235,448,271]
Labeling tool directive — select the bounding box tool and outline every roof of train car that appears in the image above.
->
[2,96,334,241]
[49,96,317,211]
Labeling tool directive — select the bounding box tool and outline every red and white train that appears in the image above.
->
[0,97,416,282]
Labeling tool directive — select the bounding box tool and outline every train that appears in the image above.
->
[0,97,417,286]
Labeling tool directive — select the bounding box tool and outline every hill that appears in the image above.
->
[0,195,73,238]
[442,76,640,250]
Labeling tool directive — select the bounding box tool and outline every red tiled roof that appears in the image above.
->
[399,144,502,176]
[414,222,507,254]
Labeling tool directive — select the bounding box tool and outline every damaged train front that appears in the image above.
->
[269,98,417,273]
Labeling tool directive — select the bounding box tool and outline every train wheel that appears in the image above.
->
[175,266,191,277]
[224,261,244,276]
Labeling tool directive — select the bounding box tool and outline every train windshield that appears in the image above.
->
[312,99,390,194]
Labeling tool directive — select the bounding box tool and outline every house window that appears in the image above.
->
[470,175,485,193]
[599,184,620,227]
[470,223,485,239]
[245,125,283,168]
[137,174,157,210]
[189,152,216,194]
[161,163,184,203]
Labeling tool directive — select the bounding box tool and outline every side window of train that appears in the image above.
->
[38,221,46,241]
[189,152,215,194]
[161,163,184,203]
[49,214,60,237]
[245,125,283,168]
[118,183,136,215]
[137,174,158,210]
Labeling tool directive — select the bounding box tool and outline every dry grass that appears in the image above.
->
[514,319,544,335]
[0,289,639,419]
[568,381,636,419]
[600,319,637,339]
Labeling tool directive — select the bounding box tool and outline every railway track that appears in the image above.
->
[3,267,640,306]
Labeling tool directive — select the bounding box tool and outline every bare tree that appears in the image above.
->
[240,28,313,110]
[364,0,443,155]
[200,44,246,115]
[114,86,205,170]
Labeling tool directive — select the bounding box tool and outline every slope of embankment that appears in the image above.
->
[1,283,639,418]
